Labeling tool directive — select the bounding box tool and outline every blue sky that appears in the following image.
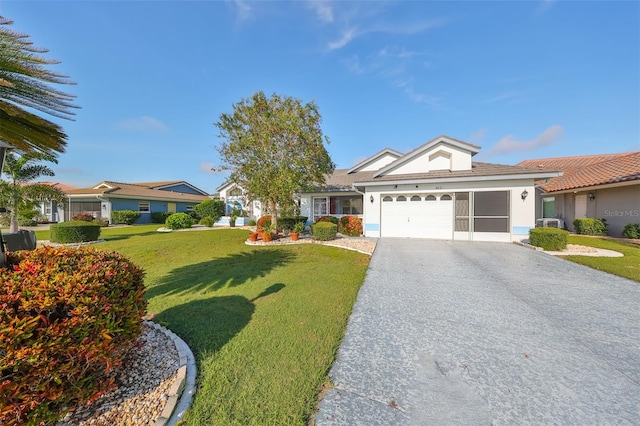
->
[2,0,639,194]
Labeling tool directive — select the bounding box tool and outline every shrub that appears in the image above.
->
[50,220,101,243]
[316,215,339,225]
[110,210,141,225]
[622,223,640,239]
[93,217,110,227]
[573,218,607,236]
[311,221,337,241]
[194,199,225,223]
[17,217,37,227]
[151,211,173,224]
[339,216,363,236]
[72,213,95,222]
[199,216,215,227]
[529,227,569,251]
[247,219,257,227]
[165,212,194,230]
[279,216,308,231]
[257,215,272,231]
[0,246,147,425]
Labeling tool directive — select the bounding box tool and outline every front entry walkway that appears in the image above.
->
[316,239,640,425]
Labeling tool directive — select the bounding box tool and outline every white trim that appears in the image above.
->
[347,148,403,174]
[355,171,561,187]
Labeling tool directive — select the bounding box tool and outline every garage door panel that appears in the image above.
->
[381,194,453,239]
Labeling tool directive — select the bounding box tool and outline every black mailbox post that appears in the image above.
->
[0,139,15,267]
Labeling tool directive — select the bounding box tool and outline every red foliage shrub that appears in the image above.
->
[71,213,95,222]
[339,216,363,236]
[0,246,147,425]
[257,215,272,231]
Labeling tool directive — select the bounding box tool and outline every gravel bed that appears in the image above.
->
[57,324,179,426]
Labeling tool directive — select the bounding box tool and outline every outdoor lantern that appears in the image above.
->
[370,195,374,204]
[521,189,528,200]
[588,192,596,201]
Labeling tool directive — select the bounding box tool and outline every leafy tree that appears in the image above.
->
[0,152,66,232]
[215,91,335,228]
[0,16,76,156]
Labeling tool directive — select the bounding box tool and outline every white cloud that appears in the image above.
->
[490,125,565,155]
[308,0,333,23]
[234,0,253,21]
[484,91,527,104]
[116,116,168,132]
[328,27,358,50]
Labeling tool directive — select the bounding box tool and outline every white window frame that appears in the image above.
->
[138,201,150,212]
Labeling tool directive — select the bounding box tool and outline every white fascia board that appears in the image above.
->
[355,171,562,187]
[347,148,403,174]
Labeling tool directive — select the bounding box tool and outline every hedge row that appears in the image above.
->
[529,227,569,251]
[573,218,607,236]
[50,220,101,243]
[0,246,147,425]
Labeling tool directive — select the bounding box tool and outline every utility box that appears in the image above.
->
[3,230,37,251]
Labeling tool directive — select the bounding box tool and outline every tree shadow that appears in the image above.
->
[153,283,285,357]
[145,248,295,299]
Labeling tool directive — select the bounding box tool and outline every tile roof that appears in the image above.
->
[66,181,209,202]
[517,152,640,192]
[30,181,78,192]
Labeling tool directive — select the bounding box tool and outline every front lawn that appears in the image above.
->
[562,236,640,283]
[81,227,368,424]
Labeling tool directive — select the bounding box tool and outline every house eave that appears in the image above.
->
[355,171,561,187]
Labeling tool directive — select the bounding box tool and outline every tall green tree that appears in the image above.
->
[0,16,76,156]
[0,152,66,232]
[215,91,335,227]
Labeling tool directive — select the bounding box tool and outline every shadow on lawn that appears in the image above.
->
[153,283,285,357]
[145,248,295,299]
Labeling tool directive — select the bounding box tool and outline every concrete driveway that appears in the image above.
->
[316,239,640,425]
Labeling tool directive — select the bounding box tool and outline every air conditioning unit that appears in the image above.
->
[535,218,564,229]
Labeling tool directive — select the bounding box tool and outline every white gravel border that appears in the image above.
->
[145,322,197,426]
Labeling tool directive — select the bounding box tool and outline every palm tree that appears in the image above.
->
[0,16,77,156]
[0,152,66,232]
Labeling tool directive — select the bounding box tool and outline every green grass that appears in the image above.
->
[54,226,369,425]
[562,236,640,283]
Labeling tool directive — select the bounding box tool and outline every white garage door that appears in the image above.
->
[381,194,453,239]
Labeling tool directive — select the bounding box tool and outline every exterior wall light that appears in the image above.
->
[588,192,596,201]
[370,195,374,204]
[521,189,528,200]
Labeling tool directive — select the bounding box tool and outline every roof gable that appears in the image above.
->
[347,148,403,174]
[374,135,481,178]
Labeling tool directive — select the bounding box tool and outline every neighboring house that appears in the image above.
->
[517,152,640,237]
[221,135,561,242]
[216,181,263,223]
[64,180,210,224]
[34,182,77,223]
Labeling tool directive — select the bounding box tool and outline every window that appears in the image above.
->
[383,196,393,202]
[542,197,556,218]
[396,196,407,202]
[313,197,328,219]
[473,191,509,232]
[410,195,421,201]
[229,188,242,197]
[329,196,363,215]
[425,195,436,201]
[455,192,469,232]
[138,201,150,212]
[186,205,194,212]
[441,194,452,201]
